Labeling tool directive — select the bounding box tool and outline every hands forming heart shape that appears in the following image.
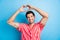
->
[19,5,34,12]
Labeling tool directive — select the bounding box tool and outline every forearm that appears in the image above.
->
[32,7,48,18]
[7,5,25,23]
[8,10,20,22]
[32,6,48,25]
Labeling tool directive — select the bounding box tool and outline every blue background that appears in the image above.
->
[0,0,60,40]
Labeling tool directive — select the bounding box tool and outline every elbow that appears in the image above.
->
[46,14,48,18]
[7,21,10,24]
[45,13,49,18]
[7,21,13,24]
[43,14,49,19]
[7,21,9,23]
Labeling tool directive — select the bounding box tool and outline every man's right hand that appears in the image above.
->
[18,5,26,12]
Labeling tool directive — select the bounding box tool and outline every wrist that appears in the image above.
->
[31,6,36,9]
[18,10,22,12]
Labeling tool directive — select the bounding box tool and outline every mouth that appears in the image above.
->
[29,20,32,21]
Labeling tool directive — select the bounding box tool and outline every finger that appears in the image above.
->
[23,5,26,8]
[26,5,30,7]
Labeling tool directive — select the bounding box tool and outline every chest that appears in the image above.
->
[22,24,40,35]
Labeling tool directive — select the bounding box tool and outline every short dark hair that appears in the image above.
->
[26,11,35,18]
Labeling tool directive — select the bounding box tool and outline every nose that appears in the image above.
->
[29,17,32,20]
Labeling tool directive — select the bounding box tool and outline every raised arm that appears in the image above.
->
[7,5,25,28]
[27,5,48,25]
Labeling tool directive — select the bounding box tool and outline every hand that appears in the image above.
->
[18,5,26,12]
[18,5,34,12]
[26,5,34,9]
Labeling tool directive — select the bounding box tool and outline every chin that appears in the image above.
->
[29,22,34,24]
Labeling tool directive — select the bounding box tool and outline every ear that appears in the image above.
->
[34,16,35,18]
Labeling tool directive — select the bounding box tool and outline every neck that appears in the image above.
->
[29,23,34,26]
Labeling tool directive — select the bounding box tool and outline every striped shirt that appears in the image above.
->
[17,22,45,40]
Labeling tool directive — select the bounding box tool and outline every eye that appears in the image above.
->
[27,17,30,18]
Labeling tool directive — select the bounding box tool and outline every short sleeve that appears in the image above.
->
[17,23,24,32]
[37,22,45,31]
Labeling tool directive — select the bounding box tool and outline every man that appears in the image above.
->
[7,5,48,40]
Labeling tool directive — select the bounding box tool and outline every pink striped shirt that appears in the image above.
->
[17,22,45,40]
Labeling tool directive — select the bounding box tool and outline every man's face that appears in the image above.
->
[27,13,35,24]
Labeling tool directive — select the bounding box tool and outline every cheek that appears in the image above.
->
[27,18,30,21]
[30,17,35,21]
[32,17,35,20]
